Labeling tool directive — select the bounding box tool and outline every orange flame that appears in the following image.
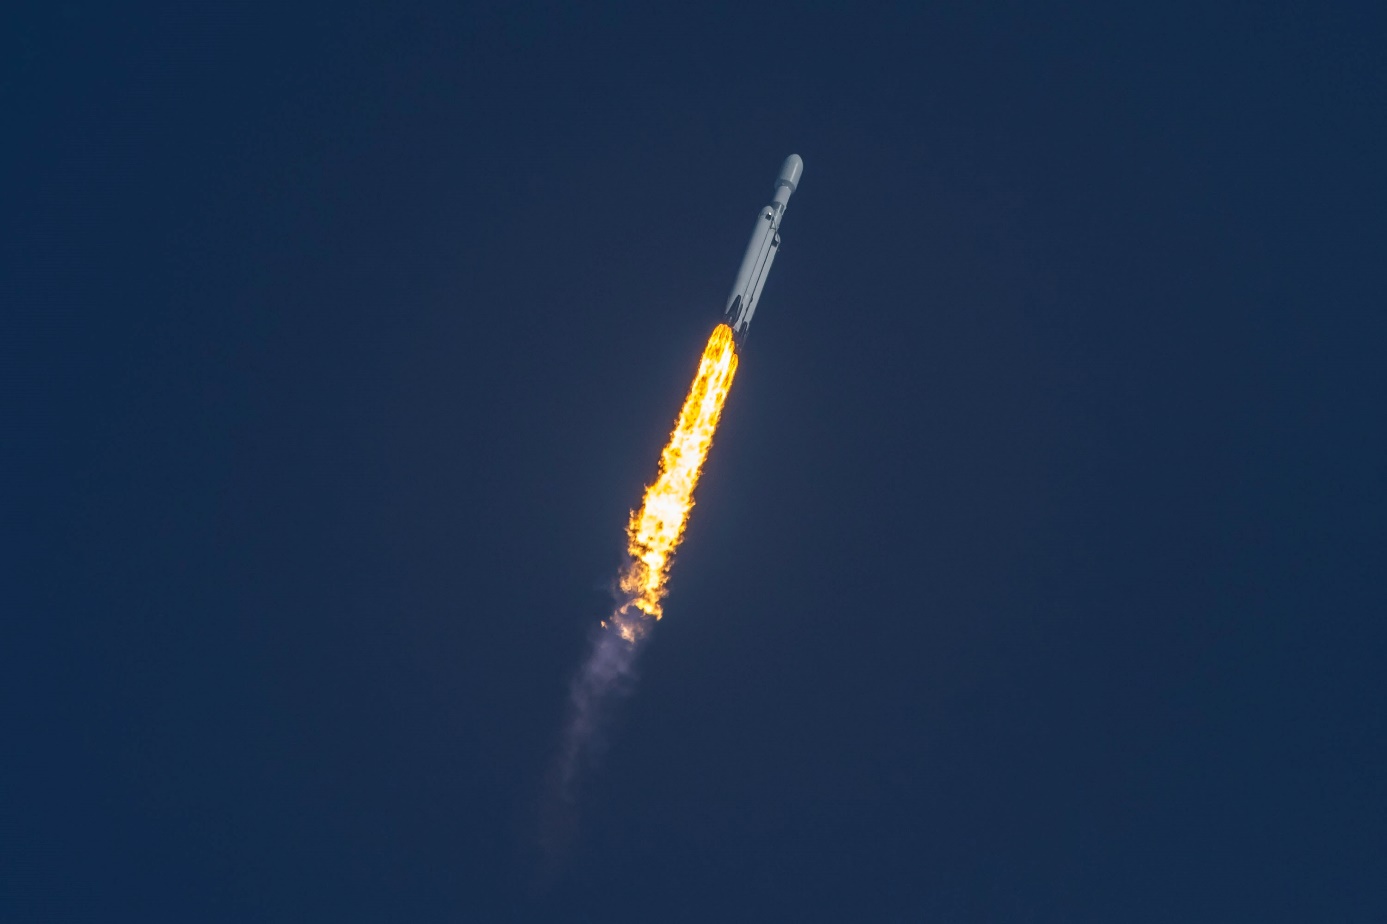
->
[614,324,739,637]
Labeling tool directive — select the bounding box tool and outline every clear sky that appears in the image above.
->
[6,3,1385,920]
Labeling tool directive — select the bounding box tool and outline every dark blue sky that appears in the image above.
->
[6,3,1385,920]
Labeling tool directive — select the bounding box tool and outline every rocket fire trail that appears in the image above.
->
[552,324,738,812]
[547,157,802,851]
[615,323,738,632]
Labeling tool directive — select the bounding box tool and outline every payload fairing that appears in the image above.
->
[721,154,803,344]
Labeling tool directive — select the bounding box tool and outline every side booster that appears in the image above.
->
[721,154,803,344]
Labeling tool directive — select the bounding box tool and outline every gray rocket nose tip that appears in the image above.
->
[777,154,804,192]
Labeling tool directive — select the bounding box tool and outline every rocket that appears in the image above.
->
[721,154,804,344]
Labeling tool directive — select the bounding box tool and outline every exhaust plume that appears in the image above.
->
[548,324,739,842]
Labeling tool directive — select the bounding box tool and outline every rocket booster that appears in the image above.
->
[721,154,803,344]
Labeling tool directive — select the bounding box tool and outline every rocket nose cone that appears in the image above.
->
[777,154,804,192]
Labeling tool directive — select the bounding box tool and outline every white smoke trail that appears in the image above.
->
[538,610,647,872]
[556,613,646,799]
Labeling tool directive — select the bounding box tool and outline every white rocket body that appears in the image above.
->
[722,155,803,343]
